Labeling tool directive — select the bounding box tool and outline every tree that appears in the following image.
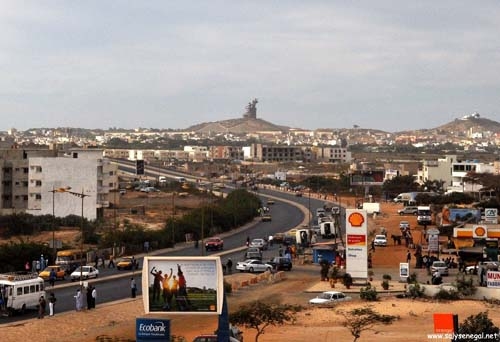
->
[229,301,302,342]
[382,175,419,199]
[339,306,399,342]
[458,311,499,342]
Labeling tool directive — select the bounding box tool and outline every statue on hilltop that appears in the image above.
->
[243,98,258,119]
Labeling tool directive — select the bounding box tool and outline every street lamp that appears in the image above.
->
[49,186,71,263]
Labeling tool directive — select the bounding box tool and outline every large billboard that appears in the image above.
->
[350,170,385,186]
[142,256,223,315]
[345,209,368,279]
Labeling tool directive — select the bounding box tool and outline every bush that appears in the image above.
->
[342,273,353,288]
[382,274,392,281]
[434,288,460,300]
[381,280,390,290]
[407,283,425,298]
[360,285,378,301]
[458,311,500,338]
[406,272,418,284]
[454,273,476,297]
[224,280,233,294]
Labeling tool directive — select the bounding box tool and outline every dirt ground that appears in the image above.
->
[2,197,497,342]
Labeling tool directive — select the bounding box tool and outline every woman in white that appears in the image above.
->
[74,289,83,311]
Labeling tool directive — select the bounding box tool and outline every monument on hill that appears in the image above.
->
[243,98,258,119]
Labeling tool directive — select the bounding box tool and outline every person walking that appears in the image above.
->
[91,286,97,309]
[406,250,411,264]
[48,292,56,316]
[108,255,115,268]
[38,295,46,319]
[86,286,92,310]
[49,268,56,288]
[74,289,83,311]
[131,278,137,298]
[226,258,233,274]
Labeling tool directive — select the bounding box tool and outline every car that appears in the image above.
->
[39,265,66,281]
[119,188,127,195]
[373,235,387,246]
[70,265,99,281]
[117,256,139,270]
[236,259,273,273]
[268,256,293,271]
[309,291,352,305]
[140,186,159,193]
[272,232,286,244]
[266,199,275,205]
[249,238,268,250]
[245,247,263,260]
[261,214,272,222]
[294,191,303,197]
[465,261,500,274]
[431,261,449,276]
[205,237,224,251]
[398,206,418,215]
[399,221,410,230]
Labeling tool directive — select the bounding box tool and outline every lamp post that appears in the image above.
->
[171,192,176,245]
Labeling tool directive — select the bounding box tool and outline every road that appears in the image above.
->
[2,182,331,323]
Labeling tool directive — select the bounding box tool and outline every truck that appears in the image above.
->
[362,202,381,215]
[417,206,432,226]
[393,192,419,204]
[319,221,339,239]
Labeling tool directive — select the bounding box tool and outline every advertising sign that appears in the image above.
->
[486,271,500,288]
[399,262,409,279]
[485,208,498,224]
[428,234,439,252]
[433,313,457,333]
[142,256,223,315]
[345,209,367,279]
[136,318,170,341]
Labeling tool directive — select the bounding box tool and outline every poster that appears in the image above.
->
[142,256,223,315]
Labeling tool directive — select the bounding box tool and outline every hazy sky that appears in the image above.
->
[1,1,500,132]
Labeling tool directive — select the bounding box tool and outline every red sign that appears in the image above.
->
[433,313,455,333]
[347,234,366,245]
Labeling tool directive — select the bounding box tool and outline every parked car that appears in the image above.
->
[294,191,303,197]
[236,259,273,273]
[272,232,285,244]
[193,335,240,342]
[309,291,352,304]
[205,237,224,251]
[245,247,263,260]
[249,238,268,250]
[39,265,66,281]
[399,221,410,230]
[140,186,159,193]
[268,256,292,271]
[373,235,387,247]
[431,261,449,276]
[70,265,99,281]
[117,256,139,270]
[398,206,419,215]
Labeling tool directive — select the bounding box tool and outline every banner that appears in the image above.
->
[142,256,223,315]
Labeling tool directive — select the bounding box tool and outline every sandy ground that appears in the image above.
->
[2,199,497,342]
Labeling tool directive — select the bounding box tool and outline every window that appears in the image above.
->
[30,285,35,293]
[23,286,29,294]
[35,194,42,200]
[17,287,23,296]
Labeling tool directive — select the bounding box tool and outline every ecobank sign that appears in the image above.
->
[136,318,170,341]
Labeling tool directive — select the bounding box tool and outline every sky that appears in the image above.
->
[1,1,500,132]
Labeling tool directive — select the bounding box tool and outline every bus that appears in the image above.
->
[0,272,45,316]
[55,249,87,274]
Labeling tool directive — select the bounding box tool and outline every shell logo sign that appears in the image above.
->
[348,212,365,227]
[473,225,487,238]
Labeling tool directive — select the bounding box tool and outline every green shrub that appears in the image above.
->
[434,288,460,300]
[224,280,233,294]
[454,273,476,297]
[382,274,392,281]
[381,280,390,290]
[406,272,418,284]
[360,285,378,301]
[407,283,425,298]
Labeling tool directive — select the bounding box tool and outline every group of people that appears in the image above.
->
[74,285,97,311]
[37,292,57,319]
[150,264,189,311]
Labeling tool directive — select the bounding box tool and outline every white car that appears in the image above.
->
[465,261,500,274]
[236,259,272,273]
[309,291,352,304]
[70,265,100,281]
[431,261,449,276]
[373,235,387,246]
[399,221,410,230]
[249,238,268,250]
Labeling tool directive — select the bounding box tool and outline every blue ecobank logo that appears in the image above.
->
[136,318,170,341]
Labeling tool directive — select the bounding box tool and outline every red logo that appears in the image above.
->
[348,212,364,227]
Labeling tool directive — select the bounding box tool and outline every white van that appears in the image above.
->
[0,272,46,315]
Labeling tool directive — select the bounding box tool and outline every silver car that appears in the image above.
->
[235,259,272,273]
[249,238,268,250]
[431,261,449,276]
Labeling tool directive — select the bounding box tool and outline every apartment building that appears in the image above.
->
[249,143,305,162]
[209,146,244,160]
[312,146,352,163]
[0,148,117,220]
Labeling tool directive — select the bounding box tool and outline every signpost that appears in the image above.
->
[345,209,368,279]
[485,208,498,224]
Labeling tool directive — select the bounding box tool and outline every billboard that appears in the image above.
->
[345,209,368,279]
[142,256,223,315]
[350,170,385,186]
[442,208,482,225]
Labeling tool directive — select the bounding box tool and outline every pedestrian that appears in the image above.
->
[38,295,46,319]
[131,256,136,270]
[74,288,83,311]
[91,286,97,308]
[406,250,411,264]
[25,261,30,272]
[48,292,57,316]
[94,255,99,268]
[108,255,115,268]
[226,258,233,274]
[246,236,250,247]
[86,286,92,310]
[371,240,376,252]
[49,268,56,288]
[100,255,106,268]
[268,235,274,247]
[131,278,137,298]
